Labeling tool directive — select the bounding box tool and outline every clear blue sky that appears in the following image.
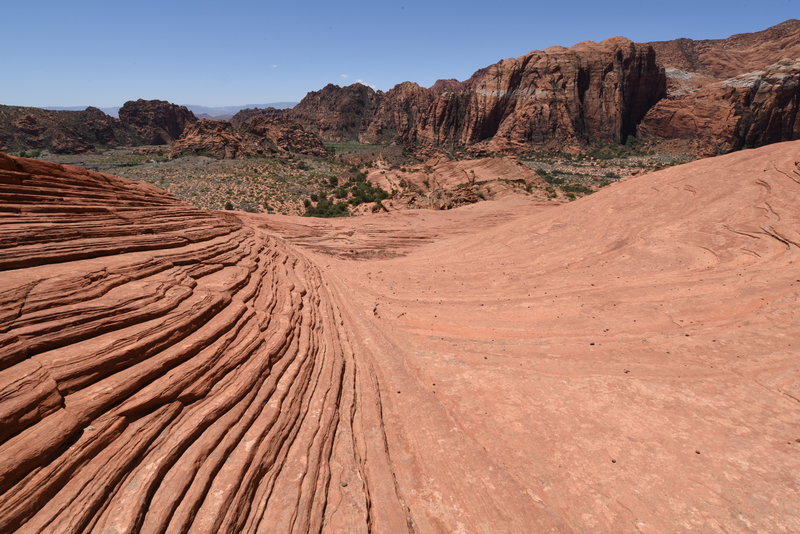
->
[2,0,796,107]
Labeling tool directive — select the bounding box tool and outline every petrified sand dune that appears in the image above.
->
[1,142,800,532]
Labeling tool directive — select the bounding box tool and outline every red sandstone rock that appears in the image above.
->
[287,83,380,142]
[242,116,328,157]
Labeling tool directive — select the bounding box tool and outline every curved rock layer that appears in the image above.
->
[0,154,407,533]
[2,141,800,532]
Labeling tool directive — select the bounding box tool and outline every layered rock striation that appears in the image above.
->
[0,153,405,533]
[648,19,800,79]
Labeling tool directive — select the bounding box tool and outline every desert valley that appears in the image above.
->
[0,15,799,533]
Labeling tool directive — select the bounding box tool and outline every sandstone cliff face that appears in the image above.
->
[118,99,197,145]
[641,20,800,154]
[437,37,665,150]
[649,19,800,79]
[0,105,136,154]
[288,38,665,151]
[640,60,800,154]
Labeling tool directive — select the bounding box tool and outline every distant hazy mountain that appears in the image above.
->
[44,106,121,116]
[43,102,298,119]
[185,103,298,120]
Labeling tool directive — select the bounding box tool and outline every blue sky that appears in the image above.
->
[2,0,796,107]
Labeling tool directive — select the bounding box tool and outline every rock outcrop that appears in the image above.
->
[287,83,380,142]
[118,99,197,145]
[169,118,276,159]
[431,37,665,151]
[170,116,327,159]
[229,107,288,128]
[0,105,136,154]
[287,38,665,152]
[242,116,328,157]
[639,59,800,155]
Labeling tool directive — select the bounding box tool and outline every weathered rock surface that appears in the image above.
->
[0,106,136,154]
[367,155,549,210]
[229,107,288,128]
[640,59,800,154]
[118,99,198,145]
[642,20,800,154]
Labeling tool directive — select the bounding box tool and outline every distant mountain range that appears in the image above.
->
[43,102,298,119]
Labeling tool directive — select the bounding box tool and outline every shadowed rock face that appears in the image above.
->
[118,99,198,145]
[0,105,137,154]
[286,38,665,151]
[243,115,328,157]
[2,140,800,531]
